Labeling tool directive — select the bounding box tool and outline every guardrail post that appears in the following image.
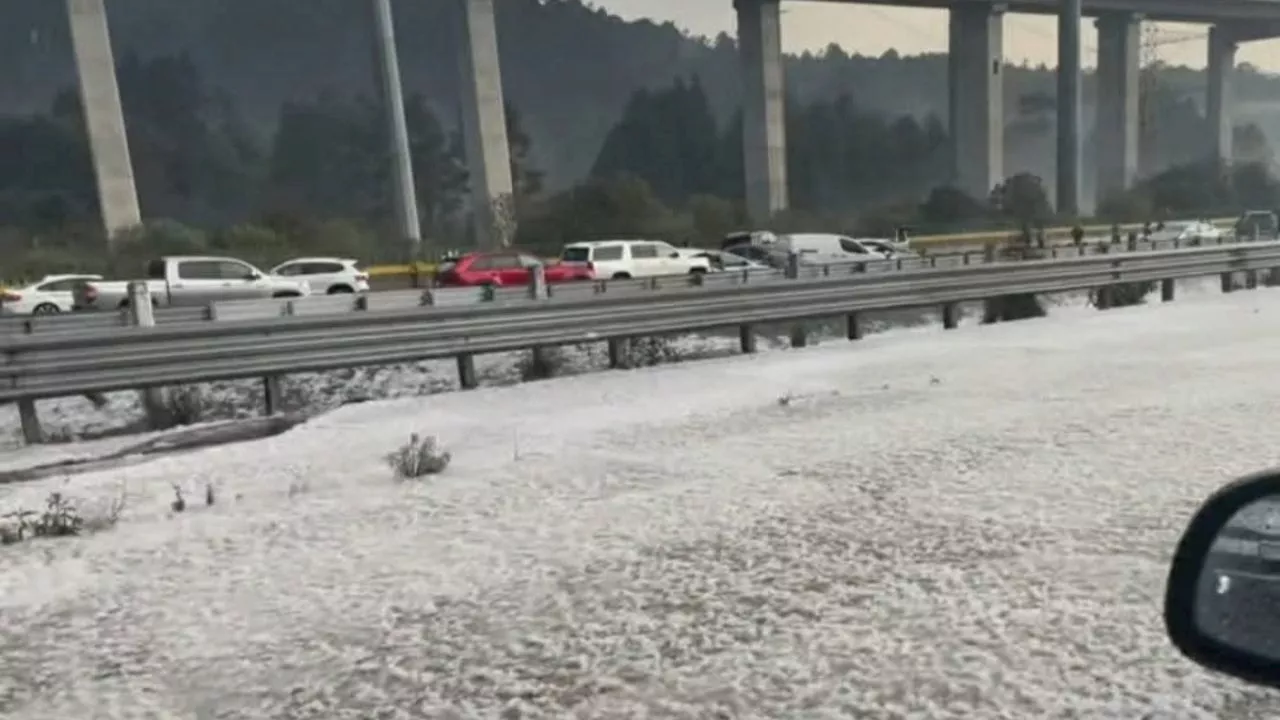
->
[739,325,757,354]
[456,354,478,389]
[789,324,807,348]
[785,251,799,279]
[941,302,961,330]
[1221,272,1235,293]
[127,281,170,428]
[784,251,807,345]
[17,400,42,444]
[983,244,996,264]
[1246,270,1259,290]
[525,262,553,378]
[1160,278,1175,302]
[847,312,864,340]
[608,338,631,368]
[262,376,283,415]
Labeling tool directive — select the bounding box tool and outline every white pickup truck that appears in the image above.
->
[75,255,312,310]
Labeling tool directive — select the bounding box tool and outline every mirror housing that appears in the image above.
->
[243,271,262,281]
[1165,468,1280,689]
[669,251,680,258]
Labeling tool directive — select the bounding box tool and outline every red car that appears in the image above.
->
[434,251,594,287]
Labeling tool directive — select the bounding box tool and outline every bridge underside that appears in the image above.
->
[816,0,1280,25]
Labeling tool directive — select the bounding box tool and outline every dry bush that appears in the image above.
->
[982,294,1047,324]
[0,488,125,545]
[148,385,208,429]
[518,346,570,381]
[385,433,452,480]
[629,336,681,367]
[1092,282,1155,309]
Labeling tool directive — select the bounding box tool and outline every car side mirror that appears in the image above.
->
[1165,468,1280,689]
[244,271,261,281]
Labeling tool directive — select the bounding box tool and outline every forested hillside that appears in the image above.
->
[3,0,1280,276]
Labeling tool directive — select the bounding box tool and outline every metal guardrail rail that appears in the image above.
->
[0,234,1242,336]
[3,242,1278,420]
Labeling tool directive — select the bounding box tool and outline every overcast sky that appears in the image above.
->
[592,0,1280,70]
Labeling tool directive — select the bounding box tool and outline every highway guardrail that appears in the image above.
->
[3,239,1278,444]
[0,234,1235,335]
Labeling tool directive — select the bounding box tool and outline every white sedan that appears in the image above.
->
[1149,220,1223,244]
[0,274,103,315]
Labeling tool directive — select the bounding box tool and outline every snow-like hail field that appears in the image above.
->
[6,286,1280,719]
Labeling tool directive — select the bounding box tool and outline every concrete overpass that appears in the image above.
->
[744,0,1280,218]
[64,0,1280,247]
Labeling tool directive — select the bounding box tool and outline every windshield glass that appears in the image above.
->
[561,247,591,263]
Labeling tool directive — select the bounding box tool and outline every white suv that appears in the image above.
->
[271,257,370,294]
[560,240,711,279]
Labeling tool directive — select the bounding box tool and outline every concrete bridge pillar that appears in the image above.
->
[1206,26,1237,164]
[1056,0,1082,215]
[457,0,515,248]
[66,0,141,245]
[1094,12,1140,203]
[947,3,1004,202]
[736,0,788,224]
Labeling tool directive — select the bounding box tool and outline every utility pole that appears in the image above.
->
[370,0,422,258]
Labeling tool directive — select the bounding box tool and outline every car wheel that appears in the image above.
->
[31,303,60,315]
[688,267,707,274]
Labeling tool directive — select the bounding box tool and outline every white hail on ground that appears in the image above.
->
[2,284,1280,718]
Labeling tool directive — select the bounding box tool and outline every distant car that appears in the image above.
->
[271,257,369,294]
[559,240,711,279]
[686,249,770,272]
[776,233,896,264]
[723,242,783,268]
[720,230,780,250]
[1149,220,1223,245]
[435,250,594,287]
[0,274,103,315]
[76,256,310,310]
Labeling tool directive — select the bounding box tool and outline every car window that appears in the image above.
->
[176,260,223,279]
[838,238,869,254]
[302,261,346,274]
[720,253,748,267]
[862,241,893,253]
[652,242,677,256]
[592,245,624,261]
[561,247,591,263]
[486,254,521,269]
[36,279,80,292]
[274,263,302,276]
[217,261,256,279]
[468,255,496,271]
[630,243,659,259]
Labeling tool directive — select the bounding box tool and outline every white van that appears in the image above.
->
[776,233,896,264]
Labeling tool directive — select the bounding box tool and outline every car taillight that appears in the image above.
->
[355,272,369,282]
[0,291,20,302]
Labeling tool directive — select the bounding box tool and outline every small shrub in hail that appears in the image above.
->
[385,433,452,479]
